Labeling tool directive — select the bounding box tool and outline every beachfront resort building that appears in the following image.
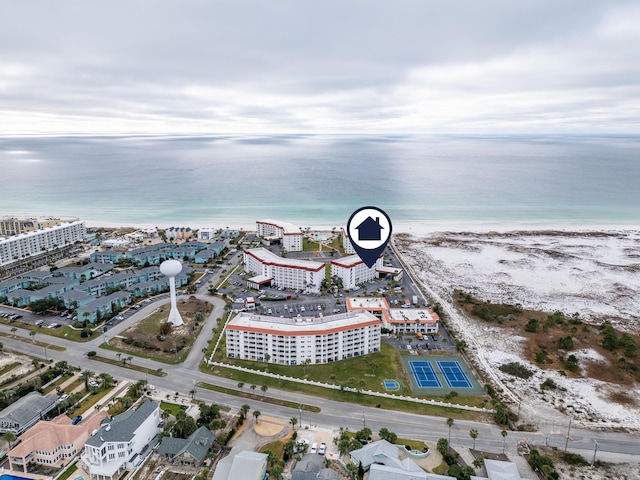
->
[0,220,86,267]
[346,297,440,335]
[81,400,160,480]
[256,219,303,252]
[330,254,383,290]
[225,310,381,364]
[243,247,325,292]
[0,216,78,236]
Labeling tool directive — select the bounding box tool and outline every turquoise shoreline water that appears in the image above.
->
[2,134,639,230]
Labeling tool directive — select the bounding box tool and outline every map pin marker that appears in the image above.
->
[347,206,393,268]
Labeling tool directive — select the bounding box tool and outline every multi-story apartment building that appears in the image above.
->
[0,216,78,236]
[82,400,160,480]
[243,248,325,292]
[330,254,383,290]
[0,221,86,267]
[341,227,356,255]
[225,311,381,365]
[256,219,303,252]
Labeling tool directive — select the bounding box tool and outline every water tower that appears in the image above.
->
[160,259,184,326]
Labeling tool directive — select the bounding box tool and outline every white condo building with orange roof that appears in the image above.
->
[341,227,356,254]
[346,297,440,335]
[243,247,325,292]
[225,311,381,365]
[256,219,303,252]
[331,254,383,290]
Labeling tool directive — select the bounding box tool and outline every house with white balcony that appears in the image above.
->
[81,400,160,480]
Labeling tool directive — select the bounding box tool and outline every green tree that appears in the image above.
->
[437,438,449,456]
[81,369,94,390]
[253,410,261,423]
[501,429,508,453]
[565,354,579,372]
[558,335,574,350]
[524,318,539,333]
[237,381,244,391]
[3,431,16,449]
[469,429,478,449]
[446,417,454,444]
[260,384,268,397]
[290,417,298,430]
[378,427,397,444]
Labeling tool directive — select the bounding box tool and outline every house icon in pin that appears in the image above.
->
[356,216,384,241]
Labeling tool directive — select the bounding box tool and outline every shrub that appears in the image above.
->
[499,362,534,379]
[524,318,539,332]
[87,351,97,357]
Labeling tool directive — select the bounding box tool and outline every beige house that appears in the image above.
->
[8,413,108,472]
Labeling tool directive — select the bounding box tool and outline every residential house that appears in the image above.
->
[0,392,60,435]
[81,400,160,480]
[8,412,108,472]
[158,426,215,467]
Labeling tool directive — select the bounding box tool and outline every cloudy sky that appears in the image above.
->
[1,1,639,134]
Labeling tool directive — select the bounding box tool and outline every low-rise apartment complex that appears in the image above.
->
[346,297,440,335]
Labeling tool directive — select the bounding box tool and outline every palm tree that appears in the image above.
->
[116,352,122,364]
[290,417,298,430]
[10,327,17,337]
[501,429,508,453]
[127,356,133,366]
[81,369,94,390]
[303,358,311,377]
[3,431,16,449]
[98,372,115,388]
[240,404,250,416]
[253,410,261,423]
[469,429,478,449]
[250,384,257,394]
[264,353,270,372]
[237,382,245,391]
[29,330,36,342]
[447,417,454,445]
[260,384,268,397]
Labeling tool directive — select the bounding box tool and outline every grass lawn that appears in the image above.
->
[197,382,320,412]
[160,400,187,415]
[88,354,167,377]
[0,329,66,350]
[42,374,74,394]
[396,437,428,450]
[0,318,92,343]
[74,386,114,416]
[0,361,20,376]
[260,440,285,459]
[201,364,488,421]
[57,462,78,480]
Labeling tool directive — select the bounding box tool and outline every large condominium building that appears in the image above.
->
[346,297,440,335]
[243,247,325,292]
[0,221,86,267]
[225,310,381,365]
[0,216,78,236]
[341,228,355,255]
[256,219,303,252]
[331,254,383,290]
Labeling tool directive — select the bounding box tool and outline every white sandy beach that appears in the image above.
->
[396,230,640,429]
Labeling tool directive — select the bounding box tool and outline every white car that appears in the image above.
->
[406,345,412,350]
[310,443,317,454]
[318,442,326,455]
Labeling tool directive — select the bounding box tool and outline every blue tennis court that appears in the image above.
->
[438,361,472,388]
[409,361,442,388]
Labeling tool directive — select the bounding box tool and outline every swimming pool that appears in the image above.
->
[0,474,36,480]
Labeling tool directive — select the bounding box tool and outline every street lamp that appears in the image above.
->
[362,410,366,429]
[43,344,48,362]
[592,440,599,465]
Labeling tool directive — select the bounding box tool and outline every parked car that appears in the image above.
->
[71,416,82,425]
[318,442,326,455]
[310,443,318,454]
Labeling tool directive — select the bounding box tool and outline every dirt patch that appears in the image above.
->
[111,296,212,362]
[254,416,286,436]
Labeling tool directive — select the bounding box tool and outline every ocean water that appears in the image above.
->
[1,134,639,231]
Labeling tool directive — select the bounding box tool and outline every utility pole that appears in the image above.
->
[362,410,366,430]
[592,440,599,465]
[564,417,572,454]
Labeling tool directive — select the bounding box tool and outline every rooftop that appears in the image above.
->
[245,248,325,272]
